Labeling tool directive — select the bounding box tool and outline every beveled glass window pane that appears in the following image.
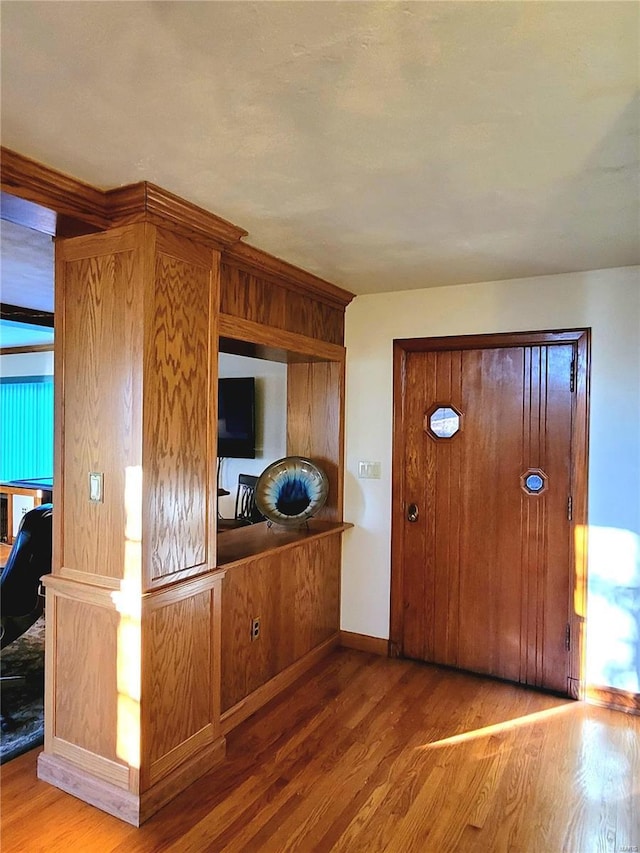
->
[429,406,460,438]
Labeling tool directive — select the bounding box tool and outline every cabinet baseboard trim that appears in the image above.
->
[221,632,341,735]
[586,685,640,716]
[37,735,226,826]
[340,631,389,656]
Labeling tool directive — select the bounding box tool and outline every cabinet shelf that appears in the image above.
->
[216,519,353,569]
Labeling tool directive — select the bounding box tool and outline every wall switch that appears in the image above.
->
[358,461,381,479]
[89,472,104,503]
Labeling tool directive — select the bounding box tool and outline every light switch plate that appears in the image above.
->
[358,461,381,479]
[89,472,104,503]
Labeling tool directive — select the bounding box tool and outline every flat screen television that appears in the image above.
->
[218,377,256,459]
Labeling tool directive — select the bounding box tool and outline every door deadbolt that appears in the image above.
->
[407,503,419,522]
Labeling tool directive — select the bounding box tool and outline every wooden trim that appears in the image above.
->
[395,328,590,353]
[53,561,226,603]
[570,331,590,688]
[223,241,354,309]
[37,752,141,826]
[389,339,409,659]
[139,735,226,825]
[587,685,640,716]
[43,574,118,610]
[0,303,54,327]
[51,737,130,789]
[53,240,65,578]
[0,344,54,355]
[143,563,224,593]
[55,222,141,260]
[106,182,246,249]
[57,566,121,590]
[143,570,226,611]
[43,587,57,753]
[216,520,353,571]
[221,633,341,734]
[147,723,215,786]
[219,313,346,363]
[1,147,108,229]
[340,631,389,656]
[389,328,591,694]
[38,733,226,828]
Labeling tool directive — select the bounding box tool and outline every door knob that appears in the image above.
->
[407,503,419,522]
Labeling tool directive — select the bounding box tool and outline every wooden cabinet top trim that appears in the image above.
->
[219,314,346,363]
[106,182,247,249]
[1,148,108,230]
[216,520,353,570]
[223,241,354,309]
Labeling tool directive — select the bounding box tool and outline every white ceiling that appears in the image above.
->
[1,220,54,312]
[1,1,638,297]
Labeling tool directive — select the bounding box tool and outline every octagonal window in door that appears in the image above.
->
[425,405,462,439]
[520,468,548,495]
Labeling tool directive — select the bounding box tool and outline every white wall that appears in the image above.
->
[342,266,640,690]
[217,352,287,516]
[1,350,54,377]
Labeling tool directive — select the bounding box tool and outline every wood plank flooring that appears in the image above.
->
[1,649,638,852]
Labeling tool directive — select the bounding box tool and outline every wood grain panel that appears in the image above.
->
[142,590,213,785]
[431,350,463,666]
[283,288,315,338]
[287,360,344,521]
[222,240,353,310]
[143,229,215,585]
[58,227,144,581]
[456,347,527,681]
[220,534,342,711]
[293,534,341,659]
[53,596,122,763]
[220,260,347,345]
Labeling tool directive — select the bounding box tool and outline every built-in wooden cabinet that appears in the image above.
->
[40,221,227,824]
[1,148,354,826]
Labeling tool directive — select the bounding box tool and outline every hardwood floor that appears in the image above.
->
[1,649,638,852]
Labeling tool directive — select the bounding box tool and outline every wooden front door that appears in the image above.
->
[391,330,590,697]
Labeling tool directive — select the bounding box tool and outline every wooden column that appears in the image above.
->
[37,222,226,825]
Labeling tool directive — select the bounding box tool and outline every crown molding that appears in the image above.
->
[1,147,108,230]
[223,241,354,309]
[105,182,247,249]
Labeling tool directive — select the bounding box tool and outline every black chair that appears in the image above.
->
[218,474,263,530]
[1,504,53,731]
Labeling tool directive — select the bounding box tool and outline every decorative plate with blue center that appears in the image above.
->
[255,456,329,526]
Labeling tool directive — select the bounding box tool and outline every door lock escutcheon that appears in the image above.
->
[407,503,419,523]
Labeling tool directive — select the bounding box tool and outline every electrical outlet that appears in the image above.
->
[251,617,261,641]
